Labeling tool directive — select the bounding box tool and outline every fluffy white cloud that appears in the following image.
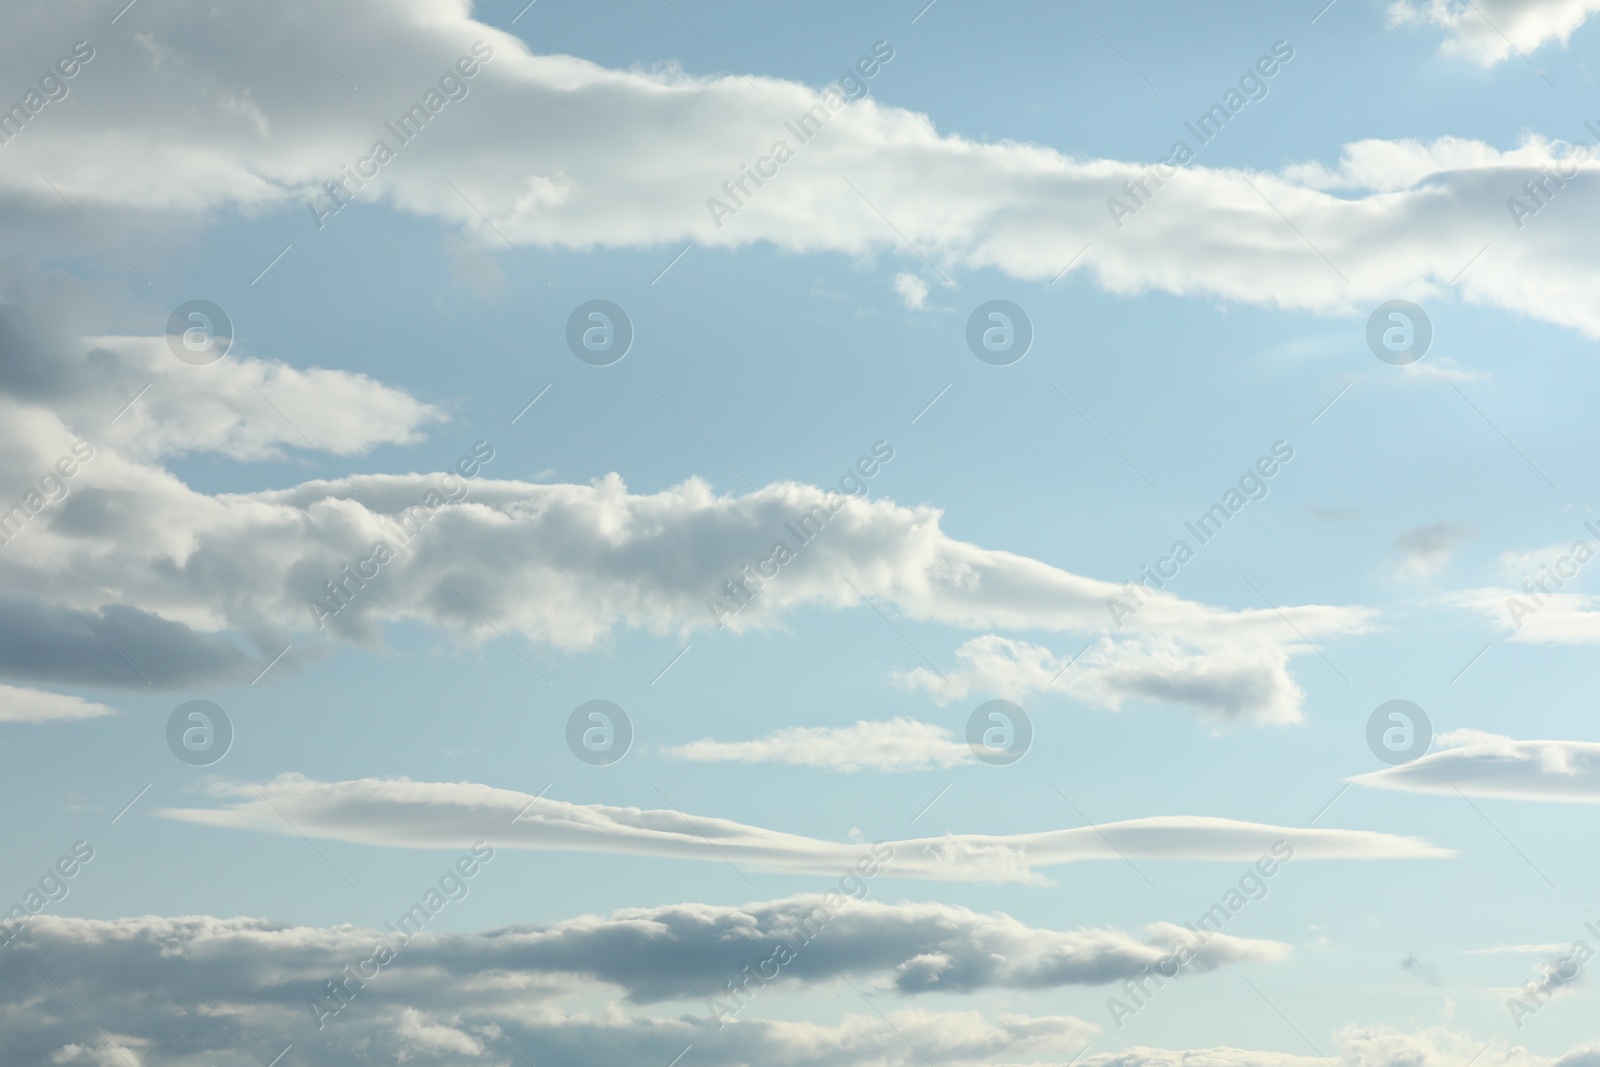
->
[665,717,973,772]
[892,272,931,309]
[0,344,1372,702]
[157,773,1450,882]
[1387,0,1600,65]
[0,273,440,464]
[82,337,443,462]
[896,634,1311,724]
[0,684,115,723]
[1351,730,1600,802]
[6,3,1600,335]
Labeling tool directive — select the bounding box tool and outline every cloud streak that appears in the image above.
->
[1351,730,1600,802]
[158,774,1451,883]
[664,717,973,772]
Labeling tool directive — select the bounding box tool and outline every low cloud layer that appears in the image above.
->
[0,911,1106,1067]
[3,899,1290,1009]
[157,774,1451,882]
[0,919,1586,1067]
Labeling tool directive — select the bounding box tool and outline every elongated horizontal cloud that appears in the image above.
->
[0,683,115,723]
[0,594,257,689]
[1351,730,1600,802]
[1387,0,1600,65]
[896,634,1311,724]
[0,901,1288,1008]
[0,273,441,464]
[6,2,1600,335]
[0,912,1105,1067]
[0,306,1373,706]
[81,337,443,462]
[463,897,1290,999]
[157,774,1450,882]
[664,717,974,772]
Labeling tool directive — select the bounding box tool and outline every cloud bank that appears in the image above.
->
[6,2,1600,335]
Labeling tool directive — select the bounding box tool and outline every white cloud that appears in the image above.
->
[0,684,116,723]
[892,272,930,309]
[1494,538,1595,582]
[50,1042,147,1067]
[1350,731,1600,802]
[1442,587,1600,643]
[1387,0,1600,65]
[394,1008,485,1059]
[665,717,971,772]
[1392,356,1491,384]
[82,336,443,462]
[157,773,1450,882]
[895,634,1311,724]
[7,4,1600,335]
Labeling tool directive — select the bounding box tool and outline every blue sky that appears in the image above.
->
[4,1,1600,1065]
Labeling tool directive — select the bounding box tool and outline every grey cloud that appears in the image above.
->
[0,595,256,688]
[1394,522,1474,578]
[2,914,1095,1067]
[459,897,1289,1000]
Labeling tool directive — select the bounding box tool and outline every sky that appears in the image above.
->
[2,0,1600,1064]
